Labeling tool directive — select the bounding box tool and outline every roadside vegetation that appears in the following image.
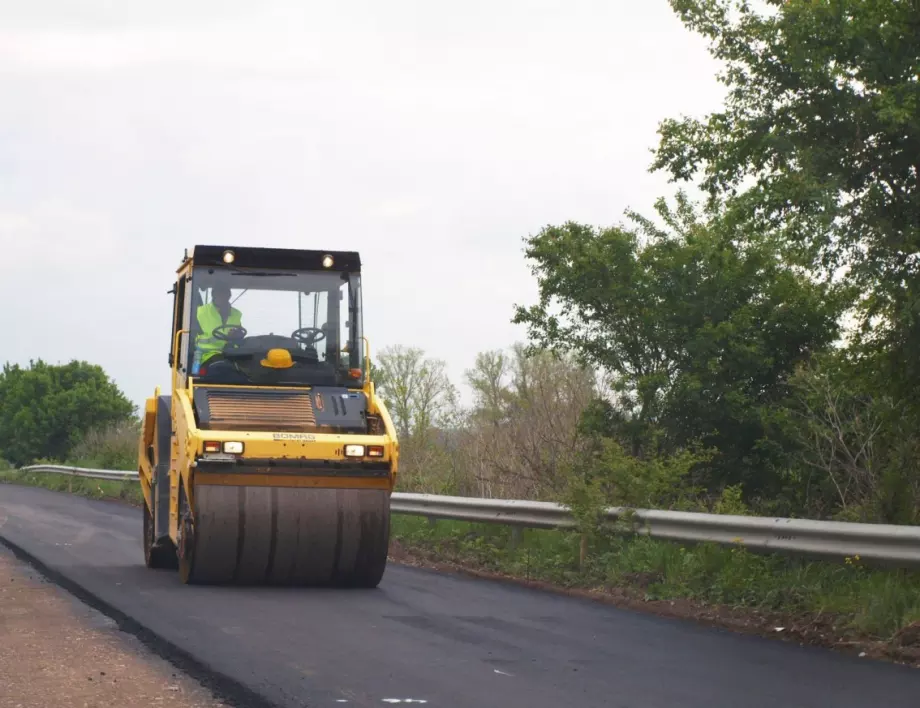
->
[2,0,919,662]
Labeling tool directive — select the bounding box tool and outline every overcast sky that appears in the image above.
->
[0,0,724,410]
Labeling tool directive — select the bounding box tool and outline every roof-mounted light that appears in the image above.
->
[222,250,235,264]
[322,254,334,268]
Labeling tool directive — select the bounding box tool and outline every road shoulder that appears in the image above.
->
[0,547,225,708]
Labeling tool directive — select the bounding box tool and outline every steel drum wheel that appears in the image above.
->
[178,485,390,587]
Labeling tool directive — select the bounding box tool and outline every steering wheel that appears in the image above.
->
[210,324,247,342]
[291,326,326,347]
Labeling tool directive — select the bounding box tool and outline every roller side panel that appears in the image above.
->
[142,394,178,570]
[154,395,173,540]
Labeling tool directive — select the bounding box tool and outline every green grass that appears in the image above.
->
[3,469,919,643]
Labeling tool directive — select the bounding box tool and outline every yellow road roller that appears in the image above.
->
[137,245,399,586]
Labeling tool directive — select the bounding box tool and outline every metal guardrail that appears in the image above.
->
[13,465,920,567]
[391,493,577,529]
[392,492,920,566]
[17,464,139,482]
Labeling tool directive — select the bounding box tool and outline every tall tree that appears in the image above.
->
[513,193,842,494]
[374,345,458,441]
[373,345,463,493]
[465,350,513,425]
[653,0,920,404]
[463,345,597,499]
[0,360,135,466]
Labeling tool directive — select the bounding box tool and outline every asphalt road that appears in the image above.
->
[0,485,917,708]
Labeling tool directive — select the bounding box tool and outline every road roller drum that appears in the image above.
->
[178,486,390,586]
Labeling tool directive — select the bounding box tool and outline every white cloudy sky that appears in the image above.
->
[0,0,724,410]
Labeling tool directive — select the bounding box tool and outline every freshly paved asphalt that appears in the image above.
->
[0,484,917,708]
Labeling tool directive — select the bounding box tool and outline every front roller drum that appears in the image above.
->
[178,486,390,587]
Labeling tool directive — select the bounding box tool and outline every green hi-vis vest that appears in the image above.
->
[195,303,242,363]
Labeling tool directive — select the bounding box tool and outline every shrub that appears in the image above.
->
[68,420,140,471]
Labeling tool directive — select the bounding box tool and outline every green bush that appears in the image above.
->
[0,359,135,466]
[68,420,140,471]
[713,484,749,516]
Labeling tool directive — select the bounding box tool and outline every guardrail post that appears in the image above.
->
[426,516,437,528]
[510,527,522,550]
[579,533,587,572]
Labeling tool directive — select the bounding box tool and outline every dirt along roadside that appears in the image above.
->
[0,547,226,708]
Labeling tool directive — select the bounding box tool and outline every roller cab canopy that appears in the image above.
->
[169,244,367,393]
[187,245,361,273]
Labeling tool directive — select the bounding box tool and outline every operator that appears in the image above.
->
[194,284,243,366]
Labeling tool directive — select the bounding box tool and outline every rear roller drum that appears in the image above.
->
[179,486,391,587]
[177,512,196,583]
[143,502,178,569]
